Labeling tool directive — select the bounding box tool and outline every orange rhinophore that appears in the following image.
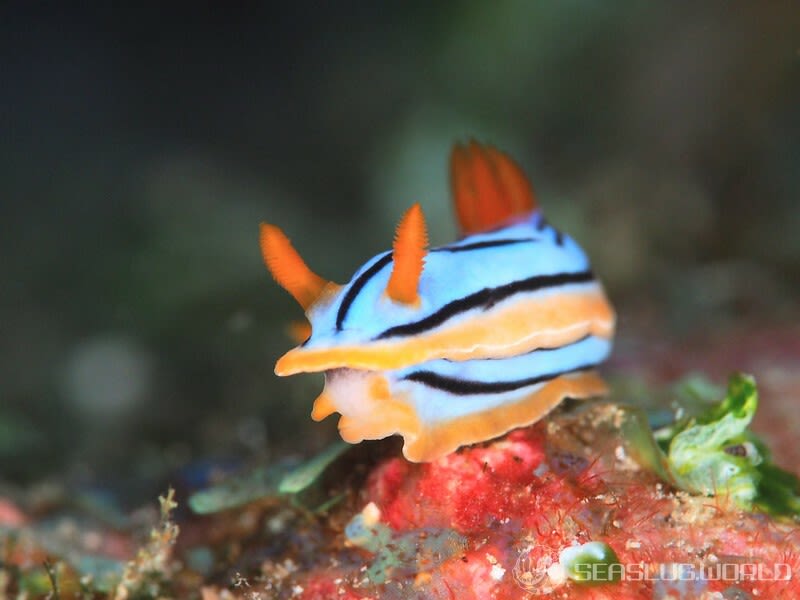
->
[450,141,537,236]
[386,203,428,305]
[259,223,330,310]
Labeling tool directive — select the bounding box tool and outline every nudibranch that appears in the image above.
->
[260,142,616,462]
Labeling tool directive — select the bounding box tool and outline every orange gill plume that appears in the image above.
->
[259,223,331,310]
[450,140,538,236]
[386,203,428,305]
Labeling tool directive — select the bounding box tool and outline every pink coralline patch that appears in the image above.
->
[434,546,513,598]
[299,402,800,599]
[367,427,549,532]
[298,577,366,600]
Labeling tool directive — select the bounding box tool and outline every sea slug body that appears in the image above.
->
[260,141,616,462]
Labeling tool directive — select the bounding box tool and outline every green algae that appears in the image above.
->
[188,457,300,514]
[278,441,350,494]
[559,541,622,584]
[666,373,762,506]
[653,373,800,517]
[188,442,351,515]
[598,373,800,518]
